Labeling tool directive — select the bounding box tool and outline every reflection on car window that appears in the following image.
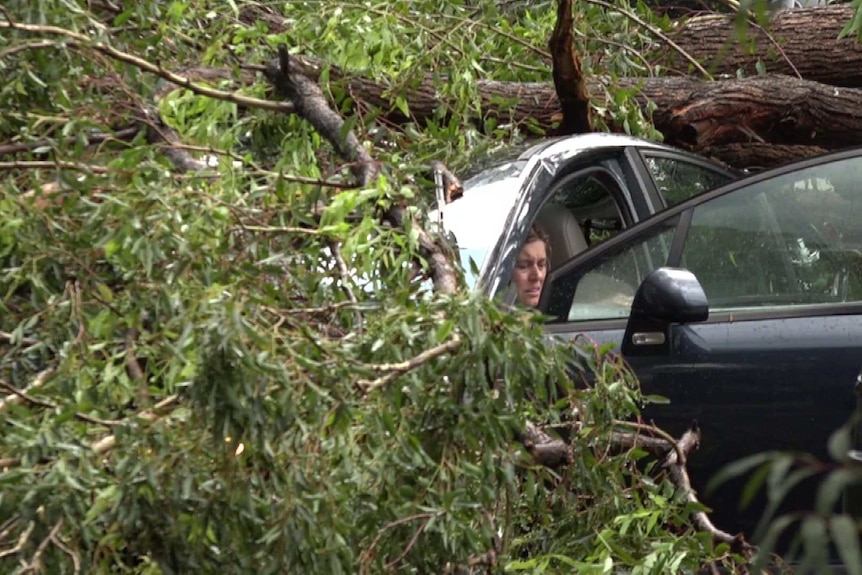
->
[546,222,677,321]
[681,156,862,310]
[644,155,733,207]
[439,161,527,288]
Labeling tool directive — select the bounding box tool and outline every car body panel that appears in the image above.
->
[437,133,735,296]
[448,136,862,547]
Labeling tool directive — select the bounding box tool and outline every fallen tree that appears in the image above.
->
[668,5,862,88]
[0,1,782,573]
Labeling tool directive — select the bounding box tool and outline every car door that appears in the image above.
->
[481,144,735,302]
[539,149,862,542]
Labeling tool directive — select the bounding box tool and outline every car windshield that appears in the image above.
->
[432,160,527,288]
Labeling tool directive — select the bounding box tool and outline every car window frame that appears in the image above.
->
[540,146,862,327]
[482,149,646,300]
[632,148,739,210]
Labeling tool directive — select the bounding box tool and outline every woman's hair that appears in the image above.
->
[524,223,551,260]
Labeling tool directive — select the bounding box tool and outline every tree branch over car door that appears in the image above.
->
[263,45,459,295]
[549,0,592,135]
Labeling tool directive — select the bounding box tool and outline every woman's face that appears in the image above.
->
[512,240,548,307]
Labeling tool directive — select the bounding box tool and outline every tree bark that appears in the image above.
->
[310,65,862,167]
[669,5,862,88]
[549,0,592,135]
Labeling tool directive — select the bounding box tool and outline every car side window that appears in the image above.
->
[544,220,678,321]
[642,154,734,208]
[680,156,862,310]
[533,169,628,274]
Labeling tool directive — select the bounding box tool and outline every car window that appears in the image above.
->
[544,219,678,321]
[437,161,526,288]
[537,169,626,261]
[545,154,862,321]
[643,154,734,207]
[681,156,862,310]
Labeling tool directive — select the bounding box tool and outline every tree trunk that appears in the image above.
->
[669,6,862,88]
[348,72,862,165]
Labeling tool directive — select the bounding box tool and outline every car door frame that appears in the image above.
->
[480,146,659,299]
[541,146,862,321]
[537,146,862,542]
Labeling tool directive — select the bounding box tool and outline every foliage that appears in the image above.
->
[709,396,862,575]
[2,0,859,573]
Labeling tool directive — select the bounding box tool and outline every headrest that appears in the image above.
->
[534,205,589,270]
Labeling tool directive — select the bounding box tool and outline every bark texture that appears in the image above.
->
[549,0,592,134]
[670,6,862,88]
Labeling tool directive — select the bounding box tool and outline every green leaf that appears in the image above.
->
[830,515,862,575]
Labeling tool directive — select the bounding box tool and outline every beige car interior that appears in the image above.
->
[531,190,636,317]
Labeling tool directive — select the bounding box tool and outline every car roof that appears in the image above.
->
[441,133,675,242]
[513,132,670,162]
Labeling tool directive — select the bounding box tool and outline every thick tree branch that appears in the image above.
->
[671,5,862,88]
[265,45,380,187]
[549,0,592,135]
[245,53,862,168]
[262,44,459,294]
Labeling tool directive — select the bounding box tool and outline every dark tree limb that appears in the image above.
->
[517,421,572,468]
[265,45,380,188]
[245,53,862,169]
[262,44,459,295]
[548,0,592,135]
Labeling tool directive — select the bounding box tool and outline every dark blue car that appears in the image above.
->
[437,133,862,542]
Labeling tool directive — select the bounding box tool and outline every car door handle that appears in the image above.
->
[631,332,666,346]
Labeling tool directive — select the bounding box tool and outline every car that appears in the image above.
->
[434,132,737,291]
[437,133,862,547]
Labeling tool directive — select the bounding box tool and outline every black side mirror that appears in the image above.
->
[621,268,708,356]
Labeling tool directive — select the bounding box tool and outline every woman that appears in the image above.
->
[512,224,550,307]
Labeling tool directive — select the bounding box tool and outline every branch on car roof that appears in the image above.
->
[263,44,460,295]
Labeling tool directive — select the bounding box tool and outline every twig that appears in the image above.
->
[359,512,440,573]
[0,330,39,347]
[90,394,180,456]
[662,423,753,553]
[50,529,81,575]
[0,127,139,157]
[328,241,362,329]
[21,518,63,573]
[0,368,55,413]
[357,335,462,393]
[124,327,148,406]
[0,160,110,173]
[384,514,434,570]
[232,224,326,235]
[0,394,181,469]
[0,378,121,427]
[0,520,34,560]
[0,19,294,113]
